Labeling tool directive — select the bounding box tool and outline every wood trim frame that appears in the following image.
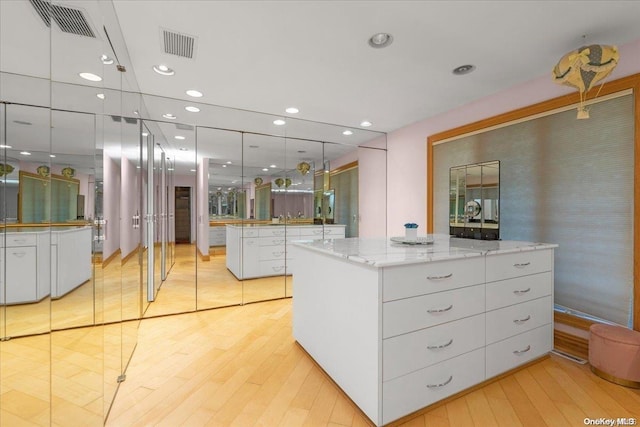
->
[329,160,358,176]
[427,73,640,331]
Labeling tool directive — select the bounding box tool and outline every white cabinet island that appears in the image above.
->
[291,235,557,426]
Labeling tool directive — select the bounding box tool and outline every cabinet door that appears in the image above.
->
[241,239,260,278]
[2,246,38,303]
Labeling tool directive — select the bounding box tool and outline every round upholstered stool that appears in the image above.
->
[589,323,640,388]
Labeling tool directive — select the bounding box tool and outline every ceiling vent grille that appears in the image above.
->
[110,116,138,125]
[175,123,195,131]
[162,29,196,59]
[29,0,95,38]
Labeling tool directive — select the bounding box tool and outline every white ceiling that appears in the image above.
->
[2,0,640,183]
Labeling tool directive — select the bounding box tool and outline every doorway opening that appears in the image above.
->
[175,186,191,243]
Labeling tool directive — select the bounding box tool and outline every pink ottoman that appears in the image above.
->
[589,324,640,388]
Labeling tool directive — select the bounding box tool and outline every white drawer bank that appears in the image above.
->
[291,236,556,426]
[226,224,345,280]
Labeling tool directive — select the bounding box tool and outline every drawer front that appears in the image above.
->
[486,325,552,379]
[383,348,485,424]
[383,284,485,338]
[258,237,287,247]
[259,260,287,276]
[486,249,553,282]
[259,245,287,260]
[258,227,287,237]
[3,234,38,247]
[486,272,553,311]
[383,256,485,302]
[323,227,345,238]
[486,296,552,344]
[241,228,259,238]
[383,314,485,381]
[298,227,324,238]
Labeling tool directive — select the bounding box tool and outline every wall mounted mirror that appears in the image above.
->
[449,160,500,240]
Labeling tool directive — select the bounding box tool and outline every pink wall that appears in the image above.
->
[196,158,209,256]
[103,154,121,260]
[386,38,640,236]
[120,156,139,259]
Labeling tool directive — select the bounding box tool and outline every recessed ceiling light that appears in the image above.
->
[179,147,188,151]
[452,64,476,75]
[0,145,12,149]
[273,119,286,126]
[186,89,203,97]
[262,168,269,171]
[79,72,102,82]
[222,164,227,168]
[368,32,393,49]
[175,135,185,140]
[96,93,105,100]
[153,64,175,76]
[343,130,353,136]
[270,164,277,168]
[185,106,200,113]
[190,169,196,172]
[226,161,232,164]
[163,113,177,120]
[142,132,149,136]
[20,151,31,156]
[101,54,114,65]
[49,154,56,158]
[133,110,139,115]
[360,121,372,127]
[285,107,299,114]
[168,167,174,171]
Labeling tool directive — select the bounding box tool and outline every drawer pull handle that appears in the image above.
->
[272,251,284,257]
[313,230,323,234]
[12,238,26,244]
[426,375,453,389]
[427,273,453,280]
[513,262,531,268]
[513,345,531,355]
[513,287,531,295]
[12,252,27,258]
[427,339,453,350]
[427,304,453,314]
[513,315,531,324]
[272,266,284,272]
[273,231,285,236]
[273,240,285,245]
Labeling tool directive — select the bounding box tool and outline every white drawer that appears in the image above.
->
[259,245,287,260]
[382,348,485,424]
[259,227,287,237]
[259,260,287,276]
[383,314,485,381]
[383,256,484,302]
[383,283,485,338]
[241,228,259,238]
[258,236,287,247]
[486,249,553,282]
[323,227,345,237]
[486,272,553,311]
[298,227,324,237]
[486,325,552,379]
[486,296,553,344]
[2,234,38,247]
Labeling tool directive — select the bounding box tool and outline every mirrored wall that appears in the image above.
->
[0,0,387,425]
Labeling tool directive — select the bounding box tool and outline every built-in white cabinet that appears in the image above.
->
[51,227,93,298]
[292,238,555,426]
[209,226,226,246]
[226,224,346,280]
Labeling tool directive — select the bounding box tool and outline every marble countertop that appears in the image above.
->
[292,234,557,267]
[3,225,91,233]
[227,223,345,228]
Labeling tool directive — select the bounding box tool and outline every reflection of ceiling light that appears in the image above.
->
[262,168,269,171]
[343,130,353,136]
[20,151,31,156]
[360,121,372,127]
[190,169,196,172]
[142,132,148,136]
[175,135,185,140]
[186,89,203,97]
[163,113,177,119]
[273,119,286,126]
[133,110,139,115]
[168,167,174,171]
[368,32,393,49]
[136,166,141,169]
[179,147,188,151]
[49,154,56,158]
[0,145,12,148]
[96,93,105,100]
[285,107,299,114]
[79,72,102,82]
[185,106,200,113]
[222,165,227,168]
[226,161,232,164]
[153,64,175,76]
[101,54,114,65]
[270,164,277,168]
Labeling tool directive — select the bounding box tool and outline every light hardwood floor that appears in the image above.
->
[107,298,640,427]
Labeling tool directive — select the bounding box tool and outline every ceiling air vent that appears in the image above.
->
[161,29,196,59]
[175,123,194,131]
[29,0,95,37]
[110,116,138,125]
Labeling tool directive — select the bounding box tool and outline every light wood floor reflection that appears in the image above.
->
[107,298,640,427]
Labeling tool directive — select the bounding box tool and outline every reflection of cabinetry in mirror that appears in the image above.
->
[449,160,500,240]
